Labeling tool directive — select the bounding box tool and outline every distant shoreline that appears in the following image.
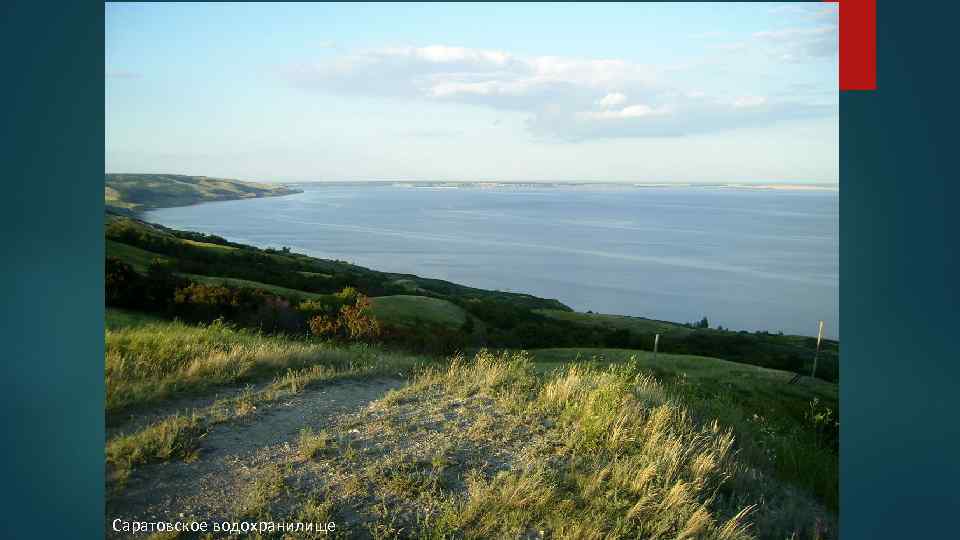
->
[283,180,840,192]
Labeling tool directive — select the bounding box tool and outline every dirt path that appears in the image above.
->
[106,378,404,534]
[106,380,276,440]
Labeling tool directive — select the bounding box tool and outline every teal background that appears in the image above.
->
[1,1,104,537]
[0,1,958,538]
[840,1,960,537]
[840,2,960,538]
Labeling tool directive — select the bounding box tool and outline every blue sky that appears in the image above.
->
[105,2,838,183]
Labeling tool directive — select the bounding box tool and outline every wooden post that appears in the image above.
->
[653,333,660,362]
[810,320,824,378]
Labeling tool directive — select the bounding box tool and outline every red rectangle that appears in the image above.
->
[830,0,877,90]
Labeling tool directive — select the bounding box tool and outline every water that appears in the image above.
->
[145,184,839,338]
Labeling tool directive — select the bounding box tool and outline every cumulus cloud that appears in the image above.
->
[579,103,672,120]
[596,92,628,108]
[285,43,835,140]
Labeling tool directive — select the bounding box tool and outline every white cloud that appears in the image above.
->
[596,92,627,108]
[579,104,672,120]
[285,44,835,140]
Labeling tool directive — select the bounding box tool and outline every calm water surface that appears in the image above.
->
[146,185,839,338]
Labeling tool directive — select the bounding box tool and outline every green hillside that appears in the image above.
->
[537,309,839,382]
[537,309,693,335]
[105,312,837,537]
[105,173,302,214]
[369,295,470,329]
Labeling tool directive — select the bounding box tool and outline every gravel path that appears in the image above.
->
[106,378,404,535]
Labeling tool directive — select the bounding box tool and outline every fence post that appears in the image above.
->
[810,320,824,378]
[653,333,659,362]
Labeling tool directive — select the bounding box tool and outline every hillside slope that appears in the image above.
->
[105,313,836,539]
[105,173,302,214]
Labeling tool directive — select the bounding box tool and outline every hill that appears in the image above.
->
[105,173,302,214]
[537,310,840,382]
[105,311,836,538]
[369,295,470,329]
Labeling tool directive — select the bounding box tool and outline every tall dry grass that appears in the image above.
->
[409,351,760,539]
[105,318,419,414]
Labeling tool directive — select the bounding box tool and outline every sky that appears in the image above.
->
[105,2,839,184]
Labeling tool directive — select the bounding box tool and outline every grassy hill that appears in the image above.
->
[537,309,840,382]
[105,173,302,214]
[369,295,470,329]
[537,309,693,336]
[105,312,837,538]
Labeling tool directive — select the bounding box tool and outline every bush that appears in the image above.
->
[106,257,142,308]
[308,292,380,343]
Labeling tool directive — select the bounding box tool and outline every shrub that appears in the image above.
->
[308,292,381,343]
[105,257,142,308]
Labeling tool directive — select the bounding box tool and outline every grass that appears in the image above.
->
[298,428,334,460]
[106,239,171,272]
[103,306,837,537]
[305,351,832,539]
[530,348,838,405]
[106,413,204,489]
[104,309,432,492]
[536,308,693,336]
[105,308,163,330]
[369,295,469,329]
[237,463,288,520]
[181,238,237,251]
[532,348,839,513]
[105,309,422,415]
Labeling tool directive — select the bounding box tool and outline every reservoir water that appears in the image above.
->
[145,184,839,338]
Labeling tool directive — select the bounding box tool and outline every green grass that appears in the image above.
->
[106,413,204,489]
[297,428,334,460]
[105,308,163,330]
[357,351,827,539]
[530,347,839,514]
[369,295,469,329]
[536,309,693,335]
[106,239,171,272]
[105,310,423,415]
[530,348,837,403]
[181,238,237,251]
